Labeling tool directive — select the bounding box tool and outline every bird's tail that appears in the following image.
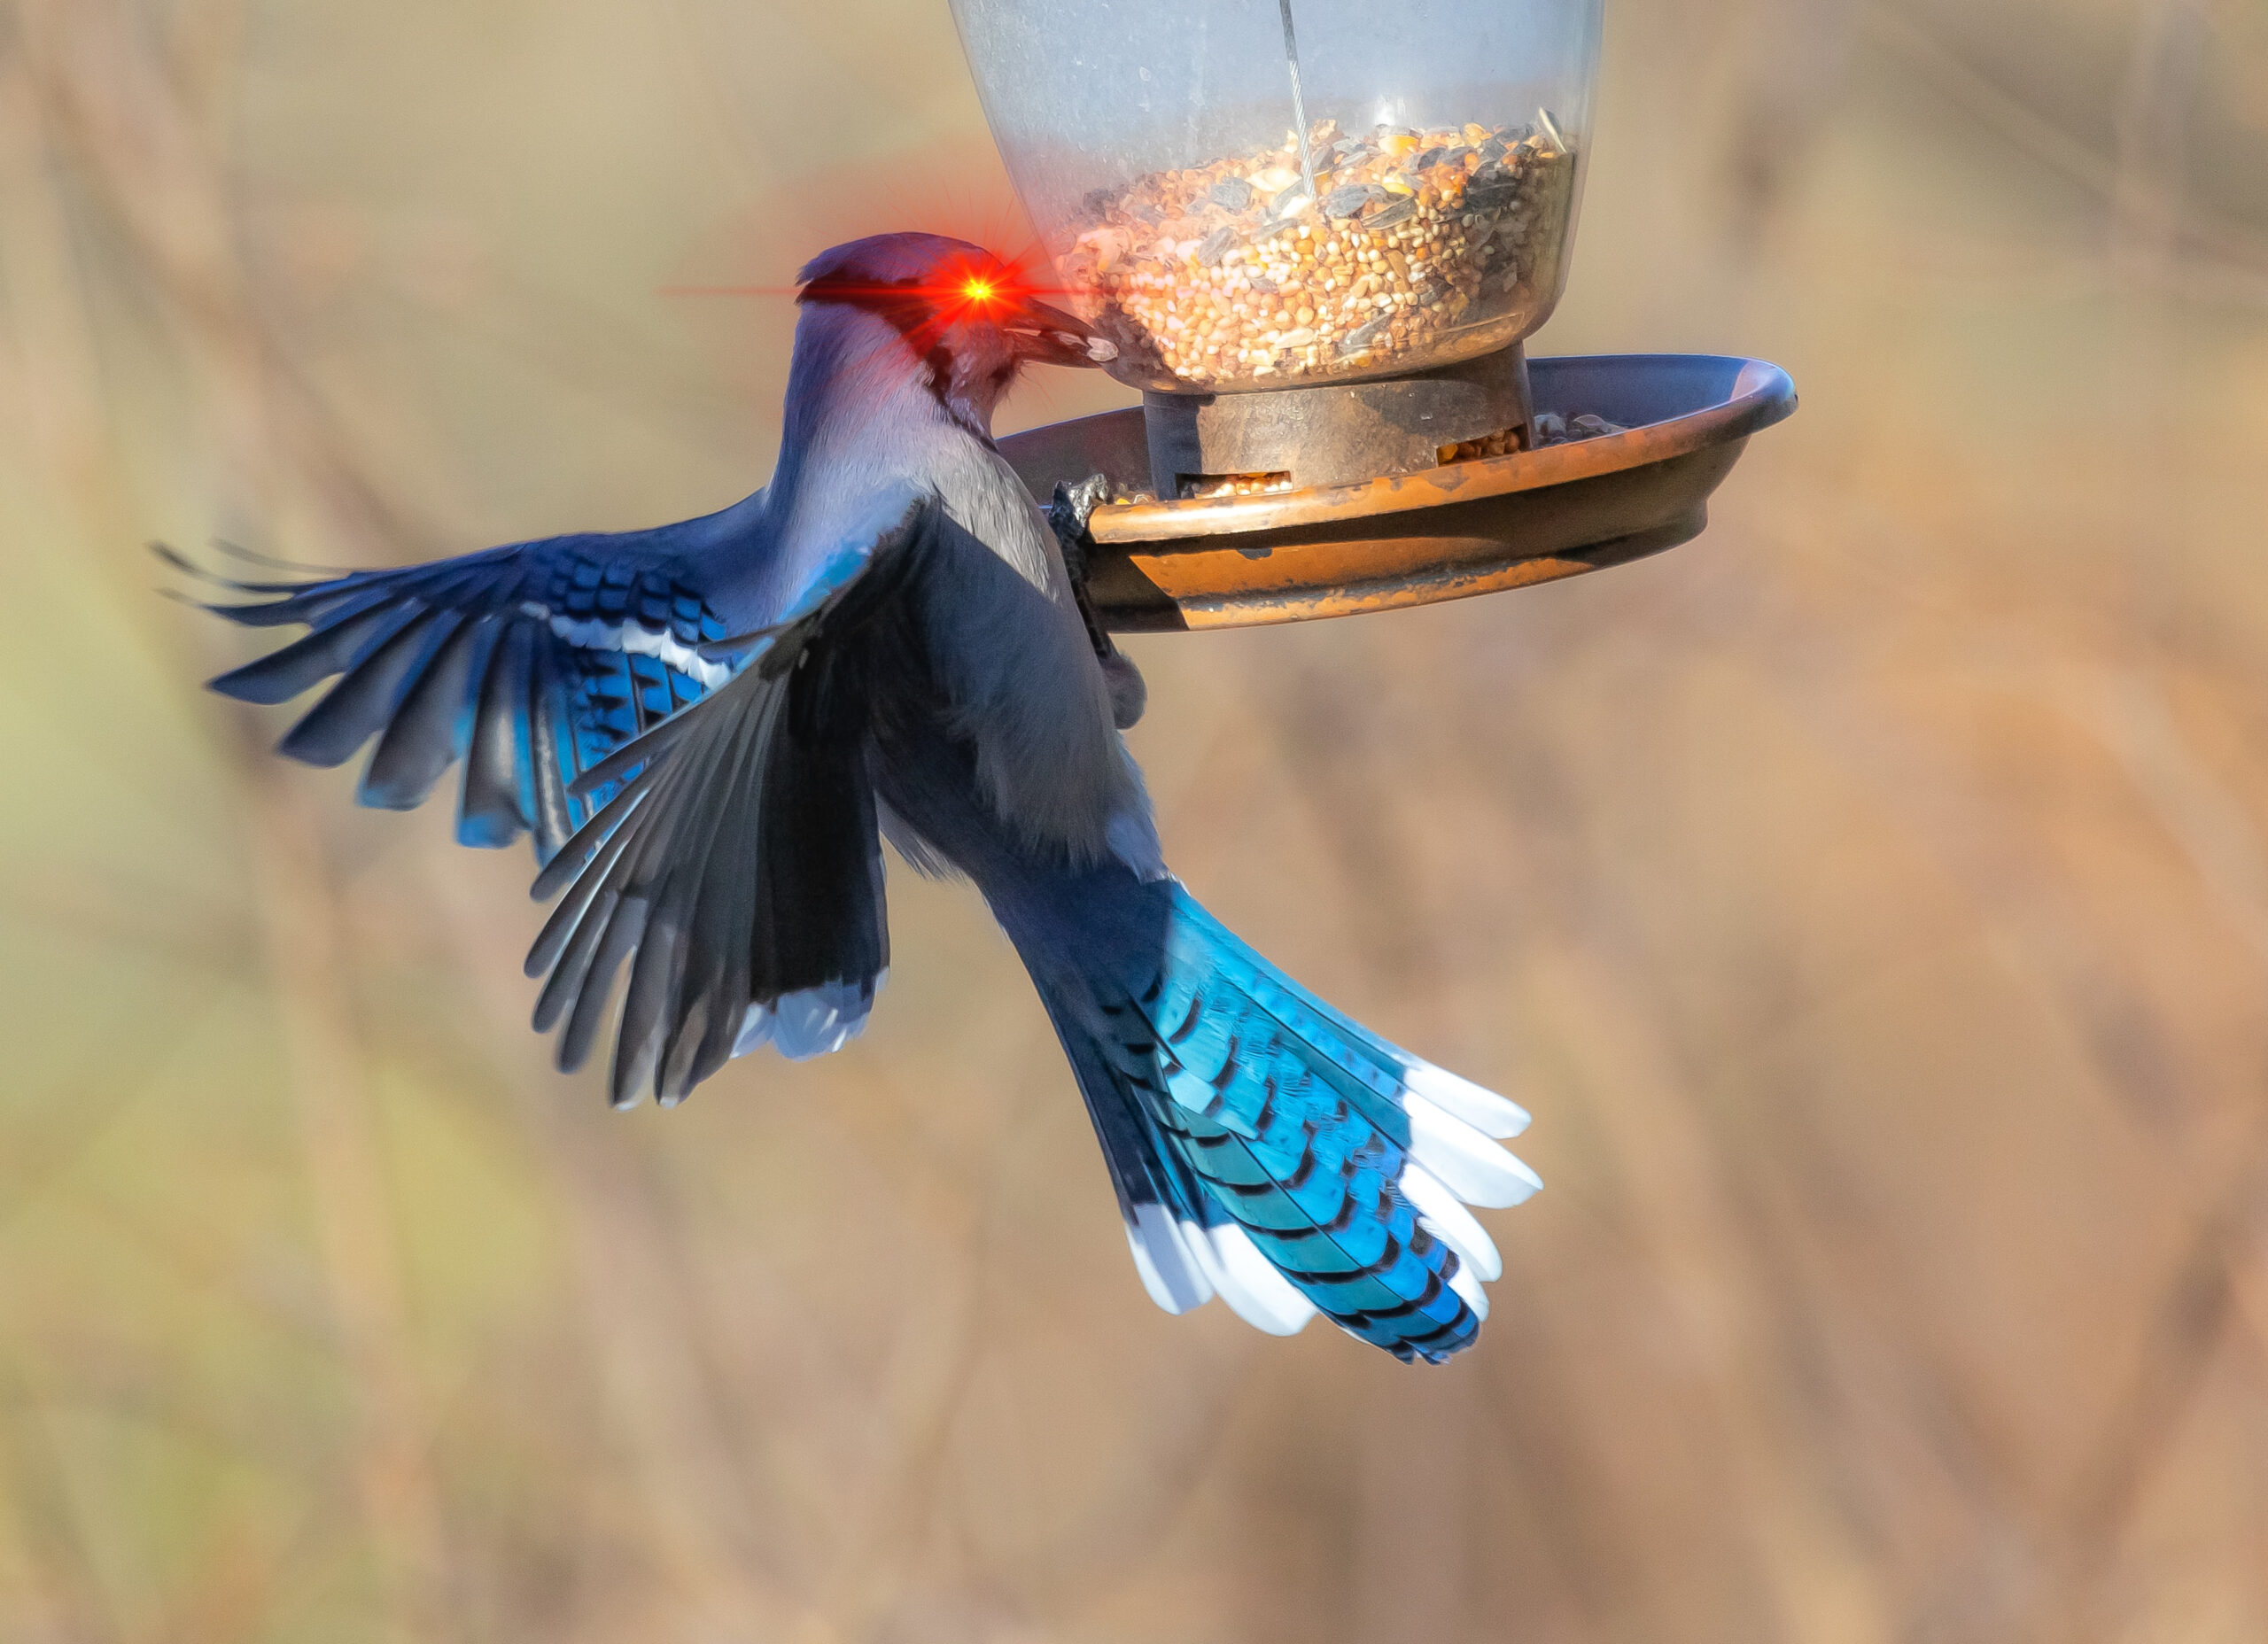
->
[1006,875,1538,1362]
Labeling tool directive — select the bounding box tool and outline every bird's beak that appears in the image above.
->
[1005,298,1118,368]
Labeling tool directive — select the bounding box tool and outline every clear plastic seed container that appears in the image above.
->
[947,0,1603,394]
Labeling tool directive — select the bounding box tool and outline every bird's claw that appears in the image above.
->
[1048,473,1145,730]
[1046,473,1113,584]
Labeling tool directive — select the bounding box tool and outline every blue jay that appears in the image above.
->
[188,233,1539,1361]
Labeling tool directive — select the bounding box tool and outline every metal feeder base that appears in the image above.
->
[1000,352,1798,632]
[1140,344,1534,496]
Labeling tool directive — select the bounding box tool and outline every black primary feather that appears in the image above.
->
[525,503,932,1106]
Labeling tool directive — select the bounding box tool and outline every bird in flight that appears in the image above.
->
[182,233,1539,1361]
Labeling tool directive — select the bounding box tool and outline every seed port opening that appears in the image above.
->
[1436,424,1530,466]
[1178,471,1295,500]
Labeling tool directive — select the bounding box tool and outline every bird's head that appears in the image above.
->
[796,233,1115,433]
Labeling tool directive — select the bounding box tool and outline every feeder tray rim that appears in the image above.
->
[1087,353,1796,544]
[999,350,1798,632]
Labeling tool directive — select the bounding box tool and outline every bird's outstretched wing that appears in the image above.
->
[523,487,936,1107]
[179,523,736,862]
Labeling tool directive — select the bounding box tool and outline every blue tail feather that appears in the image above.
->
[1028,878,1537,1363]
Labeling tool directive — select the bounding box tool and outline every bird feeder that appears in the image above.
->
[947,0,1796,629]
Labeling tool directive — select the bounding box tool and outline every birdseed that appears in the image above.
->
[1062,112,1578,391]
[1433,410,1629,468]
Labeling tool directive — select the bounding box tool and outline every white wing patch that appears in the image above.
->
[529,606,735,690]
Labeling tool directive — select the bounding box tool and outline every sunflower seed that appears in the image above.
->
[1209,177,1254,213]
[1341,314,1391,351]
[1193,225,1240,267]
[1465,166,1520,213]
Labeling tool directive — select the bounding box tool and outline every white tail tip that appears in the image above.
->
[1402,1060,1530,1138]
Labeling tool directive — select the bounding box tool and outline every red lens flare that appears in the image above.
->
[651,155,1091,426]
[660,247,1076,316]
[655,183,1103,423]
[928,250,1038,323]
[656,246,1090,397]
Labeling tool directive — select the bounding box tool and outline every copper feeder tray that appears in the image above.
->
[1000,353,1797,632]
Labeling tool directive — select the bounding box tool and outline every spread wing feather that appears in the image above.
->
[181,534,732,862]
[524,492,929,1105]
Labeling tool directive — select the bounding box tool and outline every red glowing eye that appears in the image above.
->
[963,278,998,303]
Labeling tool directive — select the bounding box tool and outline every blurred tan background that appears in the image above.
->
[4,0,2268,1640]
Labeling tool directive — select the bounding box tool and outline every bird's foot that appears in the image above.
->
[1049,474,1146,730]
[1046,473,1114,584]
